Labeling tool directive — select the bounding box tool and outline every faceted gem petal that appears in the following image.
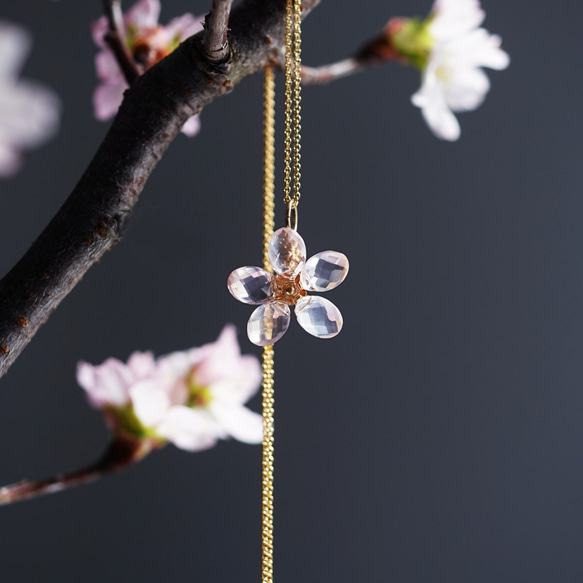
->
[247,302,291,346]
[268,227,307,276]
[300,251,349,292]
[294,296,343,339]
[227,266,273,305]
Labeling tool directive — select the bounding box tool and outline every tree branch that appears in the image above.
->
[102,0,142,84]
[203,0,234,63]
[0,436,153,506]
[0,0,320,379]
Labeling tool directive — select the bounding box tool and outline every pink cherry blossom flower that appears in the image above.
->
[77,326,263,451]
[0,21,60,177]
[91,0,203,136]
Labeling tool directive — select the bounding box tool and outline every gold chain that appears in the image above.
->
[283,0,302,215]
[263,66,276,270]
[262,2,301,580]
[261,344,275,583]
[261,66,276,583]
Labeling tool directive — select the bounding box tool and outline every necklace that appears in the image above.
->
[227,1,349,579]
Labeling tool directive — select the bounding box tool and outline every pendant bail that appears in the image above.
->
[285,203,298,231]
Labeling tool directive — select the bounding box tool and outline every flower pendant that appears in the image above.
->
[227,227,349,346]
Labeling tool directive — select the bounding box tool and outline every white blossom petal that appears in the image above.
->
[0,81,60,148]
[95,50,124,82]
[93,82,126,121]
[193,325,241,387]
[181,114,201,137]
[156,347,202,379]
[430,0,485,39]
[164,14,204,42]
[91,15,110,49]
[127,351,156,378]
[157,406,222,451]
[418,95,461,142]
[0,22,30,79]
[443,66,490,112]
[130,380,170,427]
[209,403,263,444]
[412,66,461,142]
[0,142,20,175]
[0,23,60,176]
[126,0,161,29]
[76,359,132,408]
[208,353,263,405]
[459,29,510,70]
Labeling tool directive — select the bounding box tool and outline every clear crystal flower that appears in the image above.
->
[227,227,349,346]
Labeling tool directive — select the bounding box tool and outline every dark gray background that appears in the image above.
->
[1,1,582,582]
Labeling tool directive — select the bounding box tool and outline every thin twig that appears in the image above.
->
[203,0,234,63]
[0,436,153,506]
[0,0,321,378]
[301,58,362,85]
[102,0,142,84]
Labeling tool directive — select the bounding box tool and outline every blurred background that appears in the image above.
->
[1,0,583,581]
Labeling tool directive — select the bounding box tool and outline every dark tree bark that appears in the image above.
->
[0,0,320,378]
[203,0,235,63]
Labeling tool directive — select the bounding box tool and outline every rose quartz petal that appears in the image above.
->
[228,266,273,305]
[295,296,343,339]
[301,251,349,292]
[268,227,306,276]
[247,302,290,346]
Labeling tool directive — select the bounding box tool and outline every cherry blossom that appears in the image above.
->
[91,0,203,136]
[0,21,60,177]
[228,227,349,346]
[387,0,509,141]
[77,326,263,451]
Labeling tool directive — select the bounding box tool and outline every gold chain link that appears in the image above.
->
[282,0,293,208]
[263,66,276,270]
[261,344,275,583]
[291,0,302,208]
[261,66,276,583]
[283,0,302,212]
